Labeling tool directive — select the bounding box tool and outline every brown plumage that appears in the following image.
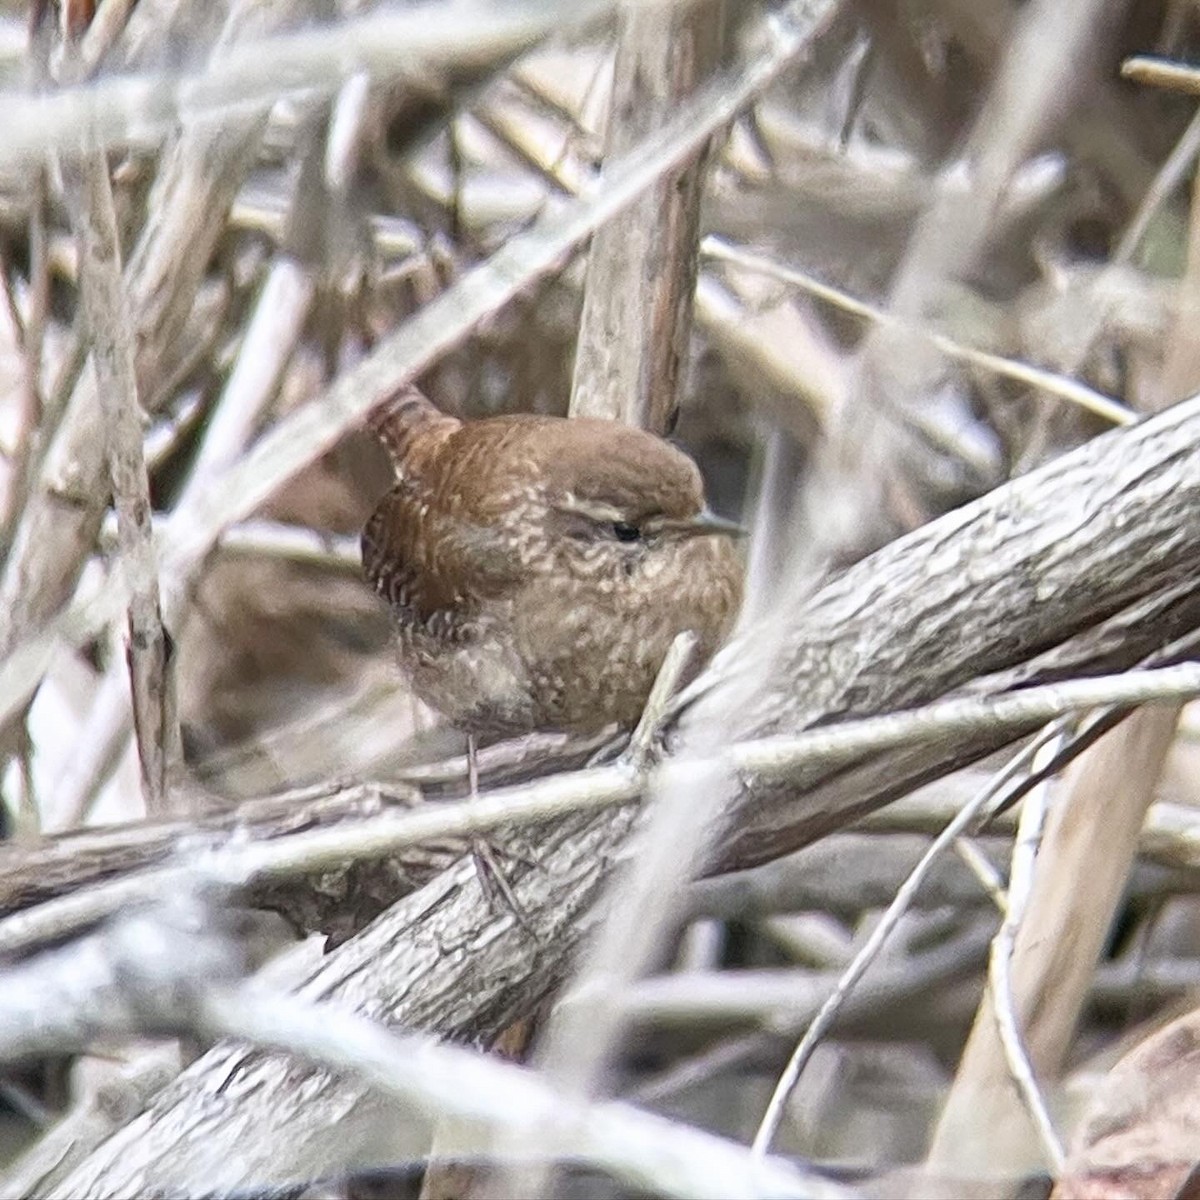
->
[362,387,743,737]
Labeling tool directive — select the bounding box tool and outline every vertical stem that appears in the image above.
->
[65,150,176,816]
[569,0,725,432]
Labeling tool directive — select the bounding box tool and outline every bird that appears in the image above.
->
[361,386,744,743]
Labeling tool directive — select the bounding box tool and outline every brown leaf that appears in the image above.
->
[1052,1010,1200,1200]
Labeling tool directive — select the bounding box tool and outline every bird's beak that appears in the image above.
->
[671,508,747,539]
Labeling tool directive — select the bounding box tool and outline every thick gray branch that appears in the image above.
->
[712,392,1200,869]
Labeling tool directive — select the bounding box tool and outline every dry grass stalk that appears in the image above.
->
[62,148,176,817]
[569,0,724,431]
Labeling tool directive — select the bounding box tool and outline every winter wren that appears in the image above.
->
[362,388,744,738]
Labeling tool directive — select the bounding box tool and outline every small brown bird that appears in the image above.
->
[361,388,743,740]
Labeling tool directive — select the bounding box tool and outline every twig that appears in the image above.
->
[143,391,204,470]
[178,103,330,505]
[0,879,848,1200]
[522,646,1200,1187]
[749,722,1064,1157]
[8,663,1200,956]
[730,664,1200,777]
[953,839,1008,914]
[930,79,1200,1171]
[1113,107,1200,263]
[1122,55,1200,96]
[987,737,1066,1173]
[809,0,1126,563]
[216,519,361,568]
[0,1042,181,1199]
[47,804,836,1197]
[626,631,697,767]
[77,0,136,74]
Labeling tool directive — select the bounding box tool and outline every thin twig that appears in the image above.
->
[626,632,697,768]
[1122,55,1200,96]
[748,723,1064,1157]
[701,238,1136,427]
[1113,107,1200,263]
[988,736,1067,1173]
[953,839,1008,914]
[730,664,1200,777]
[8,663,1200,956]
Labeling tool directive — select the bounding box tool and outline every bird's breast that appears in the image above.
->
[509,537,741,730]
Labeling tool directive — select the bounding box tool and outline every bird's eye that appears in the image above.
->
[612,521,641,543]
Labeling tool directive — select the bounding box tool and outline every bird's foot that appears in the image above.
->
[469,835,540,940]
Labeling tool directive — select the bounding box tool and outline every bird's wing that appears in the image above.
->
[361,483,523,638]
[362,486,426,617]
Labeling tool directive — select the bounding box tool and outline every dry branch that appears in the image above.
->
[9,663,1200,964]
[712,391,1200,870]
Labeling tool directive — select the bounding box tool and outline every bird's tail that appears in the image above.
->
[368,385,461,470]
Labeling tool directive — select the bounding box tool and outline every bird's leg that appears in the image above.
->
[466,733,537,937]
[467,730,480,795]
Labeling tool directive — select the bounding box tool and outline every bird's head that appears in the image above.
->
[511,418,743,585]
